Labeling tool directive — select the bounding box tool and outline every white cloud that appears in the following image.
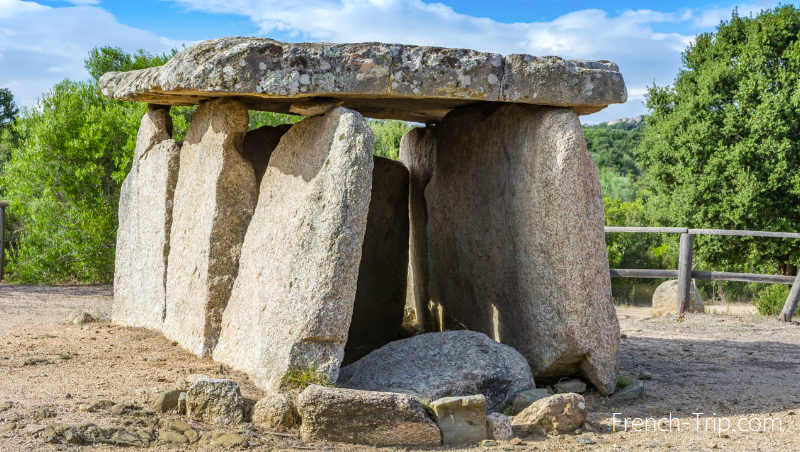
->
[0,0,179,107]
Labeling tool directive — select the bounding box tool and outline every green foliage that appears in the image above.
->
[84,47,176,82]
[0,88,19,129]
[499,400,514,416]
[584,121,644,178]
[637,5,800,275]
[617,375,632,388]
[369,119,415,160]
[280,366,333,390]
[249,110,304,130]
[753,284,791,316]
[416,397,435,417]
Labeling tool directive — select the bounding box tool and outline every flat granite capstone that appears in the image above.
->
[98,37,627,122]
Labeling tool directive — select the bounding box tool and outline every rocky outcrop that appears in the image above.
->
[337,330,534,411]
[162,98,257,357]
[213,107,373,392]
[424,104,620,394]
[297,385,441,446]
[651,279,704,315]
[113,105,180,331]
[344,156,409,364]
[511,393,588,434]
[98,37,627,122]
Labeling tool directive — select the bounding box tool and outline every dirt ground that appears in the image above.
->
[2,285,800,452]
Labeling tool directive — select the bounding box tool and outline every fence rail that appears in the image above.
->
[605,226,800,321]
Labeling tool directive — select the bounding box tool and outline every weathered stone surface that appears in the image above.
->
[185,379,246,425]
[430,395,487,445]
[163,98,257,357]
[296,385,441,446]
[213,107,373,392]
[611,379,645,401]
[486,413,513,441]
[69,309,110,325]
[241,124,292,185]
[424,104,620,394]
[344,156,409,364]
[554,379,587,394]
[512,388,552,415]
[338,330,534,411]
[152,389,185,413]
[113,105,180,331]
[252,394,297,432]
[510,393,588,434]
[98,37,626,122]
[398,127,437,331]
[652,280,704,315]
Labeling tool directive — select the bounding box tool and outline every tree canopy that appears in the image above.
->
[0,88,18,129]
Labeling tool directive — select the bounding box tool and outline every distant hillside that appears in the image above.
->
[582,118,646,201]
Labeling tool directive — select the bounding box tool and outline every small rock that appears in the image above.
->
[111,403,138,416]
[67,309,109,325]
[158,430,188,444]
[177,392,187,415]
[554,379,587,394]
[23,357,49,366]
[111,428,144,447]
[708,442,719,449]
[252,393,297,432]
[0,402,11,412]
[511,393,588,434]
[0,423,16,434]
[31,408,56,421]
[486,412,513,441]
[430,395,487,445]
[640,371,653,381]
[210,432,249,448]
[512,388,551,414]
[186,379,246,425]
[577,437,596,445]
[185,429,200,443]
[82,399,115,413]
[481,439,498,447]
[153,389,185,413]
[611,379,645,401]
[508,437,523,445]
[159,418,192,432]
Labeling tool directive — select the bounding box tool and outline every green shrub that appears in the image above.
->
[617,375,632,388]
[280,366,333,390]
[753,284,791,316]
[416,397,435,417]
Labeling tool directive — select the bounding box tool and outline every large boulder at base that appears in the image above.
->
[241,124,292,185]
[423,104,620,394]
[343,156,409,364]
[337,330,534,411]
[510,393,587,434]
[185,379,246,425]
[430,395,487,445]
[213,107,373,392]
[162,98,257,356]
[398,127,437,331]
[113,105,180,331]
[296,385,441,447]
[651,280,704,315]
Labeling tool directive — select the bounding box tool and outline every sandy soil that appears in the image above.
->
[1,285,800,451]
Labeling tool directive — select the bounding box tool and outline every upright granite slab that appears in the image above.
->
[163,98,258,357]
[344,156,410,365]
[98,37,626,122]
[213,107,374,392]
[113,105,180,331]
[424,104,620,394]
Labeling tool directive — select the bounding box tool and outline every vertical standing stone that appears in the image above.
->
[113,105,180,331]
[425,104,620,394]
[163,99,257,357]
[213,107,373,392]
[398,127,437,332]
[343,156,409,365]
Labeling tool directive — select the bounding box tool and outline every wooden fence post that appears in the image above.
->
[0,201,6,282]
[677,233,695,314]
[779,271,800,322]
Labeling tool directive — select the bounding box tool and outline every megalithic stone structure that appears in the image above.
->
[113,105,181,331]
[101,37,626,396]
[212,107,374,392]
[163,98,258,357]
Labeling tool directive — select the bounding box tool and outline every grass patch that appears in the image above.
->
[416,397,435,417]
[280,366,333,390]
[499,400,514,416]
[616,375,632,388]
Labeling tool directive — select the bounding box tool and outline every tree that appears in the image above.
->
[84,47,176,82]
[369,119,416,160]
[0,88,18,129]
[637,5,800,275]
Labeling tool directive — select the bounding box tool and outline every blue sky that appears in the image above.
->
[0,0,791,123]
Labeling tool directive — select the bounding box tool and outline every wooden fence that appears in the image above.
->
[606,227,800,321]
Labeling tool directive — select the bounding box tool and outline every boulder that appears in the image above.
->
[512,388,552,415]
[554,379,587,394]
[430,395,487,445]
[152,389,185,413]
[213,107,373,392]
[185,379,246,425]
[296,385,441,446]
[252,394,297,432]
[113,105,180,331]
[98,37,627,122]
[651,280,704,315]
[486,413,513,441]
[423,104,620,394]
[337,330,534,411]
[163,98,257,357]
[611,379,645,402]
[241,124,292,185]
[344,156,409,364]
[511,393,588,434]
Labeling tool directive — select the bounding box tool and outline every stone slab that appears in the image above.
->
[212,107,373,392]
[162,98,257,357]
[98,37,627,122]
[430,395,487,445]
[113,105,180,331]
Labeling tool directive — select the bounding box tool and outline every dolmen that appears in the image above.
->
[102,37,625,396]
